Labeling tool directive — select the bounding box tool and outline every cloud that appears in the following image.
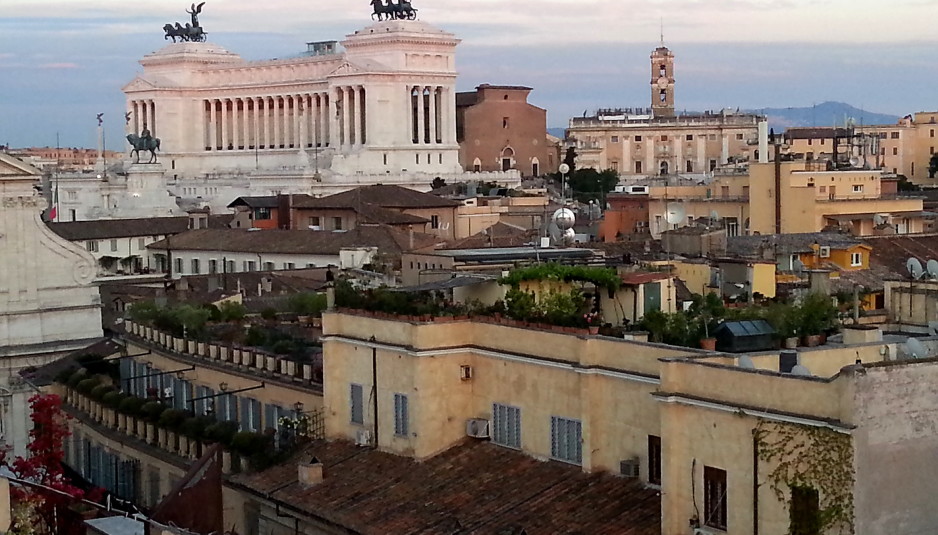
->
[37,62,79,69]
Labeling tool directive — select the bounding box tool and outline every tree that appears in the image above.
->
[2,394,97,534]
[929,155,938,179]
[563,146,577,175]
[568,168,619,203]
[430,177,447,190]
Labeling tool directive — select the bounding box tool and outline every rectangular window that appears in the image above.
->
[393,393,409,437]
[308,216,321,228]
[660,135,668,142]
[174,258,184,274]
[502,117,509,128]
[648,435,662,485]
[610,160,619,172]
[721,185,730,198]
[333,217,343,231]
[808,139,813,146]
[245,261,256,272]
[704,466,728,530]
[283,262,295,270]
[819,186,826,193]
[686,160,693,173]
[110,239,119,252]
[635,161,643,174]
[492,403,521,449]
[709,159,717,171]
[742,186,750,198]
[254,207,272,220]
[852,185,863,193]
[550,416,582,464]
[891,131,900,139]
[226,260,236,273]
[208,259,218,274]
[790,486,821,535]
[191,259,200,275]
[138,238,146,250]
[86,241,99,253]
[634,135,642,142]
[350,384,364,425]
[931,146,936,155]
[686,134,693,141]
[851,252,862,267]
[264,262,275,271]
[610,136,619,143]
[736,133,744,140]
[430,215,440,229]
[931,129,935,138]
[893,147,898,156]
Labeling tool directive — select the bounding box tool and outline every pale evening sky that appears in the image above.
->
[1,0,937,147]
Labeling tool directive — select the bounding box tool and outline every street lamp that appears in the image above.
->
[559,163,570,206]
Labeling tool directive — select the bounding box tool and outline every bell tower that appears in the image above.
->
[650,44,675,118]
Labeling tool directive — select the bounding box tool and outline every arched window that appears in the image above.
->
[531,157,540,177]
[472,158,482,172]
[660,161,669,175]
[501,147,514,172]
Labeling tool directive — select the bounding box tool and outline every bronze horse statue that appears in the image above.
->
[127,134,161,164]
[371,0,418,21]
[163,22,206,42]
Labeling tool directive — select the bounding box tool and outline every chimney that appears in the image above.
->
[758,120,769,164]
[298,457,324,487]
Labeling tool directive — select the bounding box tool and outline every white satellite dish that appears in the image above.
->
[927,260,938,279]
[904,337,928,359]
[849,156,860,168]
[873,213,889,226]
[908,258,925,280]
[793,259,805,275]
[790,364,813,377]
[737,355,755,369]
[709,210,719,223]
[665,203,686,225]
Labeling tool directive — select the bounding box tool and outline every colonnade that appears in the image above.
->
[410,85,451,145]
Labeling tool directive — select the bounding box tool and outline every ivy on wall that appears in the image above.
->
[498,264,621,292]
[755,420,855,535]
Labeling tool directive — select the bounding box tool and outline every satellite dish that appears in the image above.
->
[908,258,925,280]
[904,337,928,359]
[927,260,938,279]
[793,259,805,275]
[790,364,812,376]
[552,208,576,231]
[849,156,860,168]
[928,321,938,336]
[737,355,755,369]
[665,202,686,225]
[873,214,888,226]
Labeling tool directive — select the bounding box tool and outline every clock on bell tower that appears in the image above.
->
[651,45,675,118]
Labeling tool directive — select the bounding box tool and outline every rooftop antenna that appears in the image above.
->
[660,17,664,47]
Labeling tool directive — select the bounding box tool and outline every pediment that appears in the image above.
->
[327,60,367,77]
[0,153,40,178]
[122,76,157,93]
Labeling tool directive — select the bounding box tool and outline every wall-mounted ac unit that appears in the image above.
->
[355,429,372,447]
[619,457,640,478]
[819,246,831,258]
[466,418,490,439]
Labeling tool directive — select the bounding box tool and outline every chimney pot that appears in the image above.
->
[299,457,324,487]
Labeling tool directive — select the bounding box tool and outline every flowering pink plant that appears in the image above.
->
[583,311,599,325]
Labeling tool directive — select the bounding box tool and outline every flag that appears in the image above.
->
[148,444,224,535]
[49,182,58,221]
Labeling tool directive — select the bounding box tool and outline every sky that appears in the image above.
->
[2,0,938,148]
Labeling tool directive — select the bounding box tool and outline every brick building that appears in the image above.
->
[456,84,558,177]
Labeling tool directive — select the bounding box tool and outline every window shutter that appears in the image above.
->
[264,404,276,432]
[239,396,249,430]
[119,359,132,392]
[350,384,364,424]
[251,399,262,432]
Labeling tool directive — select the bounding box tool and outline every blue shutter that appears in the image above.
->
[238,396,249,430]
[264,404,276,432]
[119,359,132,393]
[172,378,184,409]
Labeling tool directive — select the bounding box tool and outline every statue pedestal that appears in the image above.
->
[123,163,179,217]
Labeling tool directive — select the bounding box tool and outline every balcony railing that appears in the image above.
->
[121,321,324,389]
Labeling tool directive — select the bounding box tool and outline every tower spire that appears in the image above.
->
[660,17,664,47]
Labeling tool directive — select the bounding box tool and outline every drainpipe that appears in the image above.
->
[371,336,379,449]
[774,142,782,234]
[753,429,760,535]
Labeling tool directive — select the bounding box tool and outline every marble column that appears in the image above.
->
[428,87,437,145]
[149,100,156,137]
[416,86,426,145]
[209,100,218,150]
[343,87,353,148]
[358,86,367,146]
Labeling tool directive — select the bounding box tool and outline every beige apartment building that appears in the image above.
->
[785,112,938,185]
[644,161,928,238]
[567,44,763,177]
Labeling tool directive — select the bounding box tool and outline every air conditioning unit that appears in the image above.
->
[355,429,372,447]
[619,457,640,478]
[628,185,650,195]
[466,418,490,439]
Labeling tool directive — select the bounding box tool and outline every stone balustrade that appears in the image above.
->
[122,321,321,387]
[62,385,244,474]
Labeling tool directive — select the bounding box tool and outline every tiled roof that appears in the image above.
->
[146,225,443,255]
[726,233,860,257]
[21,338,122,387]
[620,272,670,286]
[864,234,938,278]
[445,222,538,250]
[48,215,233,241]
[293,185,459,209]
[231,439,661,535]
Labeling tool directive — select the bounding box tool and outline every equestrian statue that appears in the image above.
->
[371,0,418,21]
[164,2,207,42]
[127,124,161,164]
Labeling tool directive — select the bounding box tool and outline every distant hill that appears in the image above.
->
[753,102,900,131]
[547,127,566,139]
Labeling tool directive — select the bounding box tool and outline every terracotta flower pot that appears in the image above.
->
[700,338,717,351]
[588,326,600,335]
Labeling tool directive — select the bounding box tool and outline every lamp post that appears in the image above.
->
[559,163,570,206]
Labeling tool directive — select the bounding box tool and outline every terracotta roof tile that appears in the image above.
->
[293,185,459,209]
[231,440,661,535]
[48,215,233,241]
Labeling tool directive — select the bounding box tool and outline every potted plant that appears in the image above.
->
[584,311,600,335]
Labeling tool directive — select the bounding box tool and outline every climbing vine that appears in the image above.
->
[755,420,855,535]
